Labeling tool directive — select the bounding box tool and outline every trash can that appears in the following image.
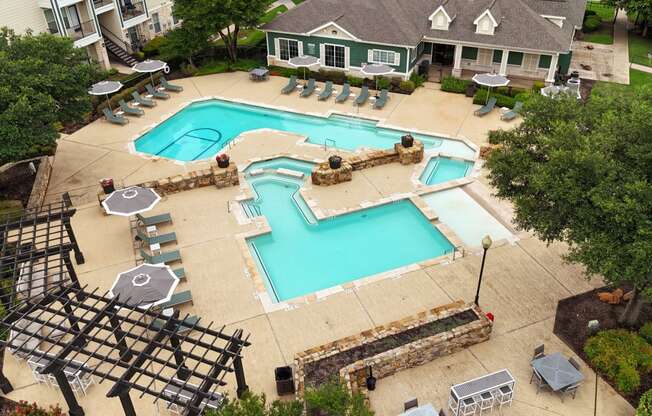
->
[275,366,295,395]
[100,178,115,194]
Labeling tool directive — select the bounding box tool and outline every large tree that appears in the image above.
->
[173,0,268,62]
[486,85,652,325]
[0,28,100,164]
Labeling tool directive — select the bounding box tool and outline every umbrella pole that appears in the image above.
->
[105,94,111,112]
[150,72,154,87]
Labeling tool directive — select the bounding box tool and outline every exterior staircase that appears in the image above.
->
[103,36,138,67]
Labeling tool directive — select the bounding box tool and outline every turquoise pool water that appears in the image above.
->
[419,157,474,186]
[135,99,476,161]
[243,171,454,302]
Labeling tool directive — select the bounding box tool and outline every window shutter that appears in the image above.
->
[394,52,400,66]
[299,41,304,56]
[274,38,280,58]
[345,47,350,69]
[320,44,325,64]
[368,49,374,63]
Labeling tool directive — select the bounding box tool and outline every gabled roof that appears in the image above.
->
[263,0,587,53]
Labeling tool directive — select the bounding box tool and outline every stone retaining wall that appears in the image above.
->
[0,156,52,210]
[294,301,492,396]
[311,141,424,186]
[138,164,239,195]
[26,157,52,210]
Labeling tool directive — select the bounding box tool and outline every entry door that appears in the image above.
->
[477,49,492,66]
[523,54,539,71]
[432,44,454,65]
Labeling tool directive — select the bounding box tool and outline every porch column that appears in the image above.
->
[546,54,560,84]
[499,49,509,76]
[452,44,463,77]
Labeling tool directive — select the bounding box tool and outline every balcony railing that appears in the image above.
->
[120,0,146,21]
[66,19,97,41]
[93,0,114,8]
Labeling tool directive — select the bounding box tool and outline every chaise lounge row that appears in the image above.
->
[282,76,389,109]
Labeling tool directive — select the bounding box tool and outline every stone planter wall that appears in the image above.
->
[138,164,239,196]
[26,156,52,210]
[311,141,424,186]
[294,301,492,396]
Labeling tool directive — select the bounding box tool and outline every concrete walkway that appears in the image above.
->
[613,11,631,84]
[268,0,296,10]
[631,62,652,73]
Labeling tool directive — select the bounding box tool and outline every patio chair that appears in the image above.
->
[491,385,513,409]
[118,100,144,117]
[404,398,418,412]
[132,91,156,107]
[458,397,477,416]
[136,229,177,246]
[146,84,170,100]
[139,248,181,265]
[474,96,497,117]
[475,391,493,415]
[136,213,172,227]
[374,89,389,109]
[501,101,523,121]
[102,108,128,125]
[532,344,545,361]
[569,357,582,372]
[174,268,186,280]
[335,83,351,103]
[355,86,369,105]
[152,315,199,334]
[530,367,550,394]
[156,290,193,309]
[318,81,333,101]
[281,75,298,94]
[560,382,581,402]
[160,77,183,92]
[300,78,316,98]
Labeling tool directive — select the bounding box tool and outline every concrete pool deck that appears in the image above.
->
[3,72,635,416]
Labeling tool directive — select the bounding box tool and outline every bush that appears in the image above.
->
[347,76,363,87]
[142,36,167,58]
[532,81,546,93]
[617,363,642,394]
[377,77,391,90]
[583,15,602,32]
[304,379,352,416]
[10,401,63,416]
[641,323,652,344]
[584,9,597,18]
[409,72,426,88]
[207,392,303,416]
[638,389,652,416]
[441,76,471,94]
[399,80,416,92]
[473,90,517,108]
[268,65,298,78]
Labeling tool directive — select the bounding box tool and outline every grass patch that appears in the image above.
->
[259,5,288,25]
[195,58,261,76]
[583,29,614,44]
[629,33,652,67]
[213,29,266,48]
[292,0,305,4]
[592,69,652,95]
[586,2,616,22]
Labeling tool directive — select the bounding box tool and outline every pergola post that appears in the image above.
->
[62,217,85,265]
[0,350,14,394]
[169,333,190,380]
[117,387,138,416]
[109,315,134,362]
[53,368,85,416]
[234,354,248,398]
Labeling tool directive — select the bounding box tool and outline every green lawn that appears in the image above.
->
[586,2,616,22]
[195,58,261,76]
[291,0,305,4]
[213,29,266,48]
[259,5,288,25]
[582,2,615,44]
[583,29,613,44]
[629,32,652,67]
[593,69,652,94]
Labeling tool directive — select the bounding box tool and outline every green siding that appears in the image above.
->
[492,50,502,64]
[558,52,572,74]
[538,54,552,69]
[461,47,478,60]
[266,32,408,73]
[507,51,523,65]
[423,42,432,55]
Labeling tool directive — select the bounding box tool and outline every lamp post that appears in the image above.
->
[474,235,493,306]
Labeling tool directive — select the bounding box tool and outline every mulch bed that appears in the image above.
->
[553,285,652,407]
[304,310,478,387]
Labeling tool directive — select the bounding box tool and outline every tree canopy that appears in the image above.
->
[486,85,652,325]
[0,28,100,164]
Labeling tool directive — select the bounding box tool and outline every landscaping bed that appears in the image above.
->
[553,286,652,406]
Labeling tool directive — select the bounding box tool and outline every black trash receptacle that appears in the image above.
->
[275,366,295,395]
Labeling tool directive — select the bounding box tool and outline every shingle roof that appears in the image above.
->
[264,0,586,53]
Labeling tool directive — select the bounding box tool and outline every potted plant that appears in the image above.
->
[401,134,414,148]
[328,155,342,169]
[100,178,115,194]
[216,153,230,168]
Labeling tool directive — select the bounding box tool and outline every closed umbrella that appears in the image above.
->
[472,73,510,104]
[361,63,394,90]
[102,186,161,216]
[89,80,123,111]
[110,263,179,308]
[288,55,320,80]
[133,59,169,86]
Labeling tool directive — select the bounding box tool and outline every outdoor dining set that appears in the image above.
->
[529,344,584,402]
[447,369,515,415]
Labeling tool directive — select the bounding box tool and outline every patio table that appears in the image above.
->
[163,381,224,411]
[449,369,515,414]
[28,354,88,377]
[400,403,439,416]
[249,68,269,81]
[532,352,583,392]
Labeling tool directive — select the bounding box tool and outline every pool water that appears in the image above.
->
[243,172,454,302]
[135,99,476,161]
[419,157,474,186]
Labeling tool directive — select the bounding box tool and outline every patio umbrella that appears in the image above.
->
[132,59,169,86]
[472,73,510,104]
[288,55,320,80]
[110,263,179,308]
[361,63,395,90]
[102,186,161,216]
[88,80,123,111]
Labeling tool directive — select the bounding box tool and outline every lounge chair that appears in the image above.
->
[501,101,524,121]
[146,84,170,100]
[140,248,181,265]
[374,89,389,109]
[318,81,333,101]
[355,86,369,106]
[136,229,177,246]
[281,75,298,94]
[335,83,351,103]
[174,268,186,280]
[474,96,497,117]
[102,108,128,125]
[136,213,172,227]
[300,78,316,98]
[151,315,199,334]
[119,99,144,117]
[156,290,193,309]
[132,91,156,107]
[160,77,183,92]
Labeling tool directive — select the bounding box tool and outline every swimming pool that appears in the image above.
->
[135,99,476,161]
[419,157,474,186]
[242,171,454,302]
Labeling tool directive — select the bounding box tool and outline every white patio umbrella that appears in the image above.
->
[288,55,320,80]
[110,263,179,308]
[102,186,161,216]
[361,63,395,90]
[88,80,123,111]
[472,73,510,104]
[132,59,169,86]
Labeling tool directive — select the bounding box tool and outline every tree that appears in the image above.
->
[609,0,652,35]
[0,28,100,164]
[173,0,268,62]
[486,86,652,326]
[159,26,209,69]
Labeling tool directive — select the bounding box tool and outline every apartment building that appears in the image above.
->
[0,0,179,69]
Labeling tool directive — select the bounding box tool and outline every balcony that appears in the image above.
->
[120,0,146,22]
[66,19,98,42]
[93,0,114,7]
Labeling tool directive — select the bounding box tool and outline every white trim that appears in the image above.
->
[369,49,400,66]
[473,10,498,27]
[306,21,360,41]
[421,37,562,55]
[265,29,413,48]
[540,14,566,21]
[275,37,301,61]
[428,5,453,23]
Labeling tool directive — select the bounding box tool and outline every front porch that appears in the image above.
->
[427,66,547,89]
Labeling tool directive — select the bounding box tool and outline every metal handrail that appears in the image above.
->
[324,139,336,151]
[67,20,97,41]
[452,245,465,261]
[99,24,129,51]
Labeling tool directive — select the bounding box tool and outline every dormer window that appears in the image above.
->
[474,10,498,35]
[429,6,453,31]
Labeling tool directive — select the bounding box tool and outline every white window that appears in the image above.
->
[371,49,398,65]
[278,38,299,61]
[152,12,161,33]
[324,44,346,68]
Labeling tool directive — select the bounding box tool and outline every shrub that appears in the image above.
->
[410,72,426,88]
[584,9,598,18]
[304,379,352,416]
[268,65,298,78]
[133,51,145,61]
[638,389,652,416]
[10,401,63,416]
[206,392,303,416]
[641,323,652,344]
[376,77,391,91]
[583,15,602,32]
[399,80,416,92]
[142,36,167,58]
[347,76,363,87]
[532,81,546,92]
[441,76,471,94]
[473,90,517,108]
[616,362,641,394]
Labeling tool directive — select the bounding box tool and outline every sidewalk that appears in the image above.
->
[631,63,652,74]
[613,11,630,84]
